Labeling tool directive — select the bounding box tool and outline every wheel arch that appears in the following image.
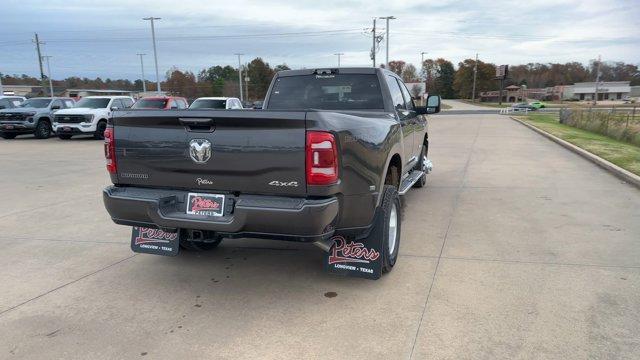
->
[376,152,402,207]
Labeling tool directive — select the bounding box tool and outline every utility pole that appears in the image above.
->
[421,52,428,101]
[371,18,377,67]
[33,33,46,95]
[41,55,54,96]
[245,76,250,102]
[0,71,3,96]
[379,16,395,68]
[471,53,478,102]
[234,54,244,102]
[334,53,344,67]
[137,53,147,93]
[593,55,601,105]
[143,17,162,94]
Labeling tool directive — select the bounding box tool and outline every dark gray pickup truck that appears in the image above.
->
[103,67,440,274]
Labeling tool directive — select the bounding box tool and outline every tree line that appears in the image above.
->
[387,59,639,99]
[1,57,289,101]
[2,57,638,100]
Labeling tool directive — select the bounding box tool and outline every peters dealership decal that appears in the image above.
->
[186,193,225,217]
[130,226,179,256]
[325,235,382,279]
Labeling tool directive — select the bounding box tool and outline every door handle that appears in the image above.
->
[178,118,215,132]
[178,117,214,125]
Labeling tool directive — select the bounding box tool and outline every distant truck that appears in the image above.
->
[0,96,26,110]
[189,97,243,109]
[0,97,75,139]
[132,96,189,110]
[102,67,440,274]
[53,96,134,140]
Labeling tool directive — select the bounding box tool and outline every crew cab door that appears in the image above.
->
[385,74,415,169]
[398,79,424,162]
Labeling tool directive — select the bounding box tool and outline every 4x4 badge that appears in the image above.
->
[189,139,212,164]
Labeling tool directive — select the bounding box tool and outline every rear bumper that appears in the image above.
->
[103,186,339,242]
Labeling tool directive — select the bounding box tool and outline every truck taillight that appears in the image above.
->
[306,131,338,185]
[104,127,117,174]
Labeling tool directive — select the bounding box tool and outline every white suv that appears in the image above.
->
[188,97,243,109]
[53,96,134,140]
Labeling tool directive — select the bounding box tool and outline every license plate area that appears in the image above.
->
[186,192,225,217]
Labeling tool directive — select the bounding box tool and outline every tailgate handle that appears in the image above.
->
[178,118,215,132]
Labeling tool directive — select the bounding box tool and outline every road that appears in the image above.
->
[441,99,560,115]
[442,99,490,110]
[1,113,639,359]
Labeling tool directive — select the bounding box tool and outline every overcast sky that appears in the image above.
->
[1,0,638,80]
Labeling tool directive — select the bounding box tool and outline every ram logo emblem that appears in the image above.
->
[189,139,212,164]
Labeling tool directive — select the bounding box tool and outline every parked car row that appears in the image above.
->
[0,95,246,140]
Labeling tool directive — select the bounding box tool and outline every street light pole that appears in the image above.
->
[472,53,478,102]
[421,52,428,102]
[234,53,244,102]
[42,55,54,96]
[379,16,395,68]
[593,55,601,105]
[334,53,344,67]
[137,53,147,93]
[143,17,162,94]
[371,18,377,67]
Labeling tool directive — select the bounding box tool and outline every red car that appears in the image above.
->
[132,96,189,110]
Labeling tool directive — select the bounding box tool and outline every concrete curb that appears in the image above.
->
[510,116,640,189]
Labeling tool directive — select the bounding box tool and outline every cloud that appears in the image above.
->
[0,0,638,80]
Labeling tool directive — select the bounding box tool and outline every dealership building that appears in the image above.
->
[567,81,631,101]
[480,81,633,102]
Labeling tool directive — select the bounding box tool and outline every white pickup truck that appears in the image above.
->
[53,96,134,139]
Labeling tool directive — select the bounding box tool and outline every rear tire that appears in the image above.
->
[0,133,17,139]
[34,120,51,139]
[94,121,107,140]
[58,134,72,140]
[413,145,428,188]
[376,185,401,273]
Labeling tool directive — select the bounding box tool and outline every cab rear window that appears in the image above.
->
[268,74,384,110]
[132,99,168,109]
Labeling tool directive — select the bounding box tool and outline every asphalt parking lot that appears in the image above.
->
[1,102,639,359]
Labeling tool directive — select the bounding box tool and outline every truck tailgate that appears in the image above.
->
[112,110,307,196]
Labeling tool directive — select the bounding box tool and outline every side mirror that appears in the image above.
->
[426,95,441,114]
[51,105,61,110]
[415,95,441,115]
[111,106,120,111]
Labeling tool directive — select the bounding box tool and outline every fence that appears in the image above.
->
[499,108,531,115]
[559,107,640,146]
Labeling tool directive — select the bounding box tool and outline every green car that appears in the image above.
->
[529,101,547,109]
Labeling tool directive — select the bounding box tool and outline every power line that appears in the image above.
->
[1,29,365,45]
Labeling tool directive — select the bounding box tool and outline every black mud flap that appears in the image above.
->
[324,211,384,280]
[131,226,180,256]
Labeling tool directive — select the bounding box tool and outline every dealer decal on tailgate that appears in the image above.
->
[130,226,179,256]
